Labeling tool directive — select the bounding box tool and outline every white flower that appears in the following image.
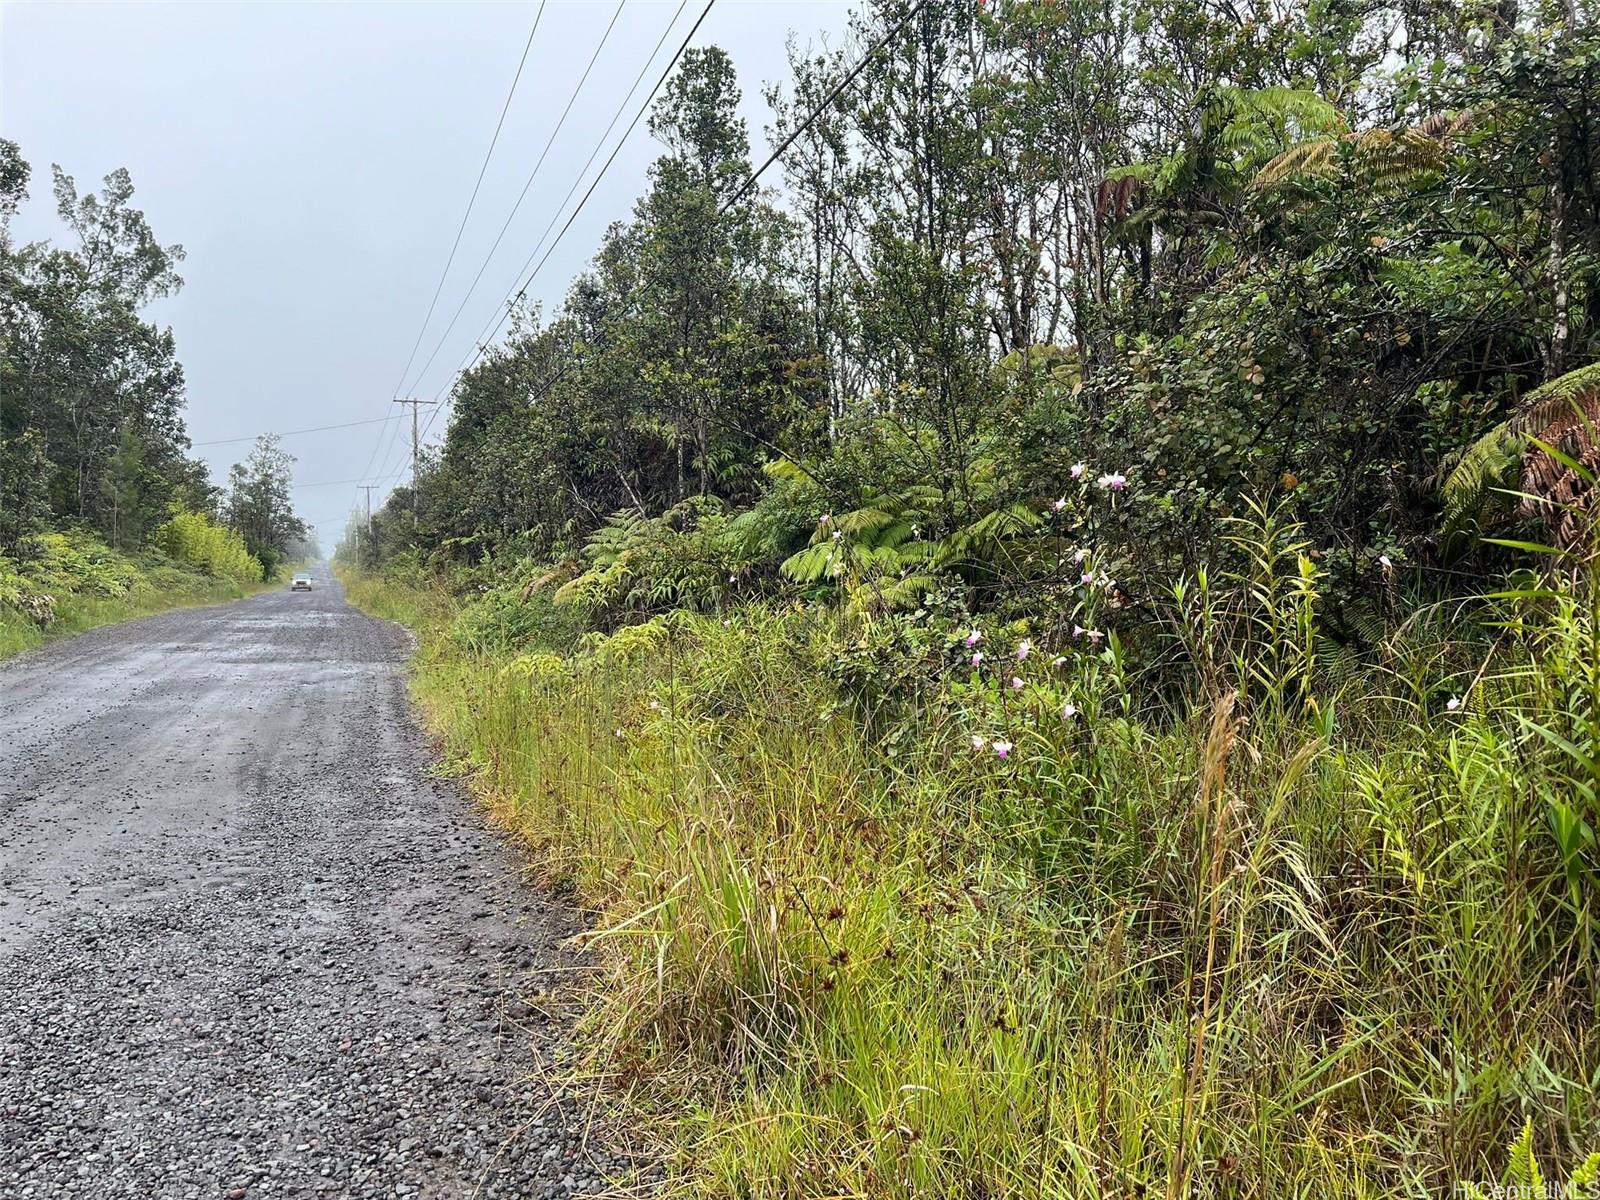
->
[1073,547,1090,564]
[648,698,660,711]
[831,530,843,541]
[1051,655,1067,668]
[1052,497,1067,512]
[1070,462,1087,479]
[1378,554,1393,569]
[1446,696,1462,711]
[1010,676,1025,690]
[1061,702,1077,719]
[971,734,988,752]
[1097,472,1128,492]
[1016,639,1032,661]
[992,740,1013,759]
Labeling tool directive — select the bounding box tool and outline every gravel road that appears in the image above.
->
[0,569,635,1199]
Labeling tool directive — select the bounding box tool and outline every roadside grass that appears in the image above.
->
[336,562,455,631]
[1,547,273,662]
[341,545,1600,1198]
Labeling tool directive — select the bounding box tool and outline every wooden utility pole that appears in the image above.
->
[358,484,377,559]
[392,398,435,527]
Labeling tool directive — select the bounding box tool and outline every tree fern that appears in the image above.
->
[1252,112,1469,192]
[932,502,1045,571]
[1439,362,1600,552]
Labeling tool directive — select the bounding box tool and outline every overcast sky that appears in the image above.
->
[1,0,853,547]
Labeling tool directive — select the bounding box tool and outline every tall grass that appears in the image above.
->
[344,527,1600,1198]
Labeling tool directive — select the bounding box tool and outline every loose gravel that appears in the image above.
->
[0,568,646,1198]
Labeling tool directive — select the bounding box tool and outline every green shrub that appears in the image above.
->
[1,525,265,660]
[153,507,262,583]
[450,580,591,655]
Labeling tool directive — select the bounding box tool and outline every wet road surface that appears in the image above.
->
[0,569,629,1199]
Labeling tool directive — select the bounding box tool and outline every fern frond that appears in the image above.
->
[934,503,1044,568]
[1439,419,1524,550]
[1251,111,1466,192]
[553,570,608,607]
[780,541,845,584]
[1512,363,1600,547]
[836,506,898,535]
[1438,363,1600,552]
[522,560,576,599]
[1251,138,1338,187]
[762,458,818,487]
[1505,1119,1542,1189]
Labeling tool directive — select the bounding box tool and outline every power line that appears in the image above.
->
[428,0,691,414]
[355,6,547,512]
[719,0,928,216]
[193,414,398,447]
[414,0,896,494]
[362,407,409,495]
[294,471,405,490]
[500,0,927,416]
[413,0,712,450]
[398,0,628,400]
[391,3,547,399]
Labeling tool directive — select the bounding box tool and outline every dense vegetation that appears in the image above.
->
[0,140,309,639]
[341,0,1600,1194]
[0,521,266,659]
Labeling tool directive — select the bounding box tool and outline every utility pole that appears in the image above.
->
[393,398,436,528]
[358,485,377,563]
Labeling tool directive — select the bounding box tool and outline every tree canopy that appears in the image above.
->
[349,0,1598,643]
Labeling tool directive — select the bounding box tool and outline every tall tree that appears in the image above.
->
[224,434,306,579]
